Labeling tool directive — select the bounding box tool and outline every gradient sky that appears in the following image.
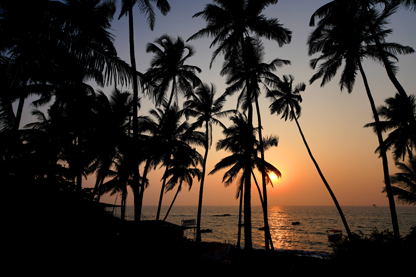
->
[20,0,416,207]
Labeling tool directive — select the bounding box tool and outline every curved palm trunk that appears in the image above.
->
[292,111,353,238]
[156,166,169,220]
[254,97,274,250]
[163,181,183,221]
[358,62,400,240]
[196,123,209,242]
[364,5,416,143]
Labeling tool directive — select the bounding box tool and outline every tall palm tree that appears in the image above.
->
[118,0,170,221]
[221,36,289,249]
[308,2,414,240]
[183,82,234,242]
[310,0,416,140]
[365,93,416,162]
[386,156,416,205]
[188,0,291,250]
[267,75,353,238]
[145,35,202,110]
[209,112,281,250]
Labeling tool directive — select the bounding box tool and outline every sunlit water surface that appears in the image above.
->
[116,205,416,253]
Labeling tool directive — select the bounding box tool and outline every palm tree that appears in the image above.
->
[267,75,353,238]
[221,36,289,249]
[1,0,132,131]
[365,93,416,162]
[308,2,414,240]
[89,88,135,202]
[209,112,281,250]
[162,148,203,221]
[386,156,416,205]
[145,35,202,110]
[118,0,171,221]
[188,0,291,250]
[310,0,416,140]
[139,104,204,221]
[183,82,235,242]
[395,0,416,11]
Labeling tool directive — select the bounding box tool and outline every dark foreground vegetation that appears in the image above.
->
[12,187,415,276]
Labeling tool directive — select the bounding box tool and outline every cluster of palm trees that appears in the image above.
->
[1,0,415,252]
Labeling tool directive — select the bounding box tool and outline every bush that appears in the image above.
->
[330,227,416,274]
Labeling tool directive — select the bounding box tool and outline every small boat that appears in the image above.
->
[292,222,300,225]
[326,229,342,242]
[200,229,213,233]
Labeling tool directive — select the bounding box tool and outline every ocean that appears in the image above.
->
[115,205,416,254]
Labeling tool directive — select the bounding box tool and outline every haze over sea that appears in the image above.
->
[115,205,416,254]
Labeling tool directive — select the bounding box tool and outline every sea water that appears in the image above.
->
[115,205,416,253]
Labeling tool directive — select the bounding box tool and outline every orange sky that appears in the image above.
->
[19,0,416,207]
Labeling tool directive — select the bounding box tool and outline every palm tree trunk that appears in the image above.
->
[14,94,25,131]
[163,181,182,221]
[254,97,273,250]
[156,166,169,220]
[241,35,253,251]
[196,123,209,242]
[136,159,150,221]
[121,182,127,220]
[364,4,416,140]
[358,62,400,240]
[237,184,243,250]
[128,2,141,222]
[292,111,353,238]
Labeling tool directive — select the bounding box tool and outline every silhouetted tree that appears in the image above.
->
[145,35,202,110]
[386,156,416,205]
[209,112,281,249]
[118,0,171,221]
[365,93,416,162]
[189,0,291,250]
[222,36,289,249]
[267,75,353,238]
[183,83,234,242]
[308,2,414,240]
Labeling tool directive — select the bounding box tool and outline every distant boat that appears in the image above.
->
[373,204,377,207]
[200,229,213,233]
[213,214,231,217]
[326,229,342,242]
[292,222,300,225]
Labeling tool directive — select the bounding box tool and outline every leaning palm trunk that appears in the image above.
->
[363,5,416,145]
[156,167,169,221]
[358,62,400,240]
[292,110,353,238]
[254,97,274,250]
[163,181,183,221]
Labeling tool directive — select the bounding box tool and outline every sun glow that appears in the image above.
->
[269,173,278,180]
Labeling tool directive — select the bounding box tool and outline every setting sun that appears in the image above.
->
[269,173,278,180]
